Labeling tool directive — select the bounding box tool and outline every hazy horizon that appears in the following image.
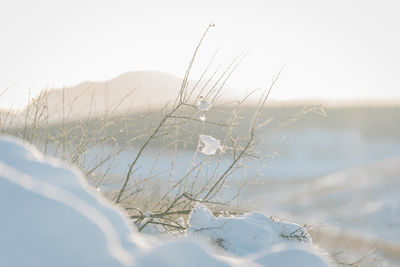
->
[2,69,400,113]
[1,0,400,108]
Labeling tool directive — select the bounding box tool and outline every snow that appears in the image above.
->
[254,245,328,267]
[199,135,223,155]
[0,136,329,266]
[188,203,312,256]
[0,137,144,267]
[136,240,231,267]
[196,99,212,111]
[257,155,400,265]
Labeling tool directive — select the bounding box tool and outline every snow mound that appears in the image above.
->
[136,240,230,267]
[254,245,328,267]
[188,203,312,256]
[0,137,145,266]
[0,136,329,267]
[0,137,226,267]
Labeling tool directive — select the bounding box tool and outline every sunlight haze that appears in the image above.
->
[2,2,400,265]
[1,0,400,108]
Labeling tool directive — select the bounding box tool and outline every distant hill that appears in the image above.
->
[20,70,400,123]
[25,71,183,121]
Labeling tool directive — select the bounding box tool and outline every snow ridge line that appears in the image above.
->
[0,161,134,266]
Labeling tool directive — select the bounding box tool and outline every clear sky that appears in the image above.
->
[1,0,400,108]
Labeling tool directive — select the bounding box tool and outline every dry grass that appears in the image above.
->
[0,24,319,235]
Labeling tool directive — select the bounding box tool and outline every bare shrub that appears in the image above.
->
[0,24,320,235]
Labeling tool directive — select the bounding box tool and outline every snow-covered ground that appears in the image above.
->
[0,136,329,267]
[254,156,400,266]
[31,120,400,266]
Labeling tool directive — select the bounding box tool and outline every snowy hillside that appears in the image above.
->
[0,136,329,266]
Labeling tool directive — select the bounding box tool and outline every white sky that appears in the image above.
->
[1,0,400,108]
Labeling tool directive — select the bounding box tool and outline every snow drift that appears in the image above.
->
[188,203,312,256]
[0,136,329,266]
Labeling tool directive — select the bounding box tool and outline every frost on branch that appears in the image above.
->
[197,99,212,111]
[199,135,222,155]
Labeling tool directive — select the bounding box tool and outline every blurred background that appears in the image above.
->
[1,0,400,266]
